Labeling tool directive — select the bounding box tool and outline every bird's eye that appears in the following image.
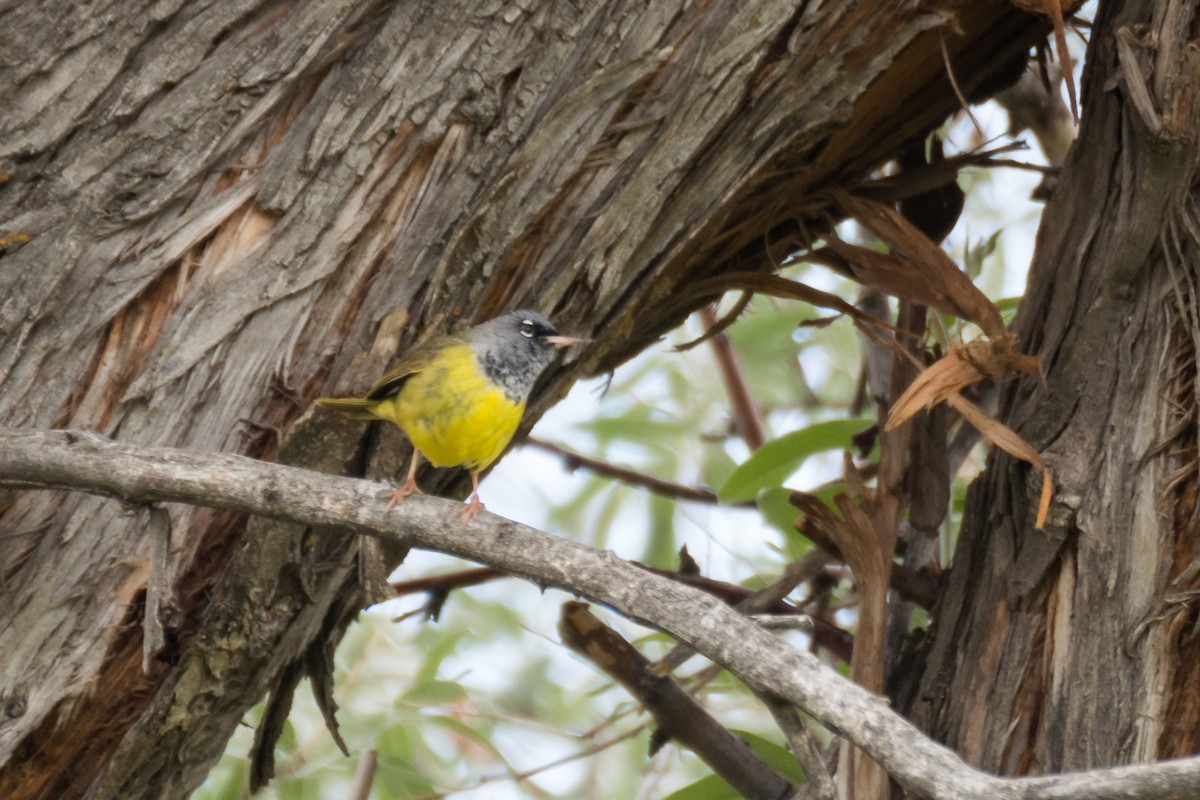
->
[520,320,535,338]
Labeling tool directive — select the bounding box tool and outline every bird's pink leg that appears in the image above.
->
[454,472,485,526]
[385,450,424,514]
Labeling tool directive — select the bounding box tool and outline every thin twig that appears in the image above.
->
[940,34,984,138]
[349,749,377,800]
[751,614,814,631]
[700,304,767,451]
[652,551,834,674]
[674,292,753,351]
[523,436,743,506]
[390,566,499,596]
[767,701,837,800]
[389,562,812,627]
[406,723,648,800]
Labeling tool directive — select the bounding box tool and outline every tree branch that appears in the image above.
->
[2,428,1199,800]
[349,749,377,800]
[765,701,836,800]
[524,436,742,506]
[559,601,795,800]
[700,304,767,451]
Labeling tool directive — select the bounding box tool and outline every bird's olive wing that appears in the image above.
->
[365,334,465,400]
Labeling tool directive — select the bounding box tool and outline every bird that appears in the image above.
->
[317,310,587,524]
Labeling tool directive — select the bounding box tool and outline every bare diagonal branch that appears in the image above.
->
[1,428,1199,800]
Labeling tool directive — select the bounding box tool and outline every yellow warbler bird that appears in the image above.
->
[318,310,586,524]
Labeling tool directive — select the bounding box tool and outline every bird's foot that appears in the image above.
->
[384,478,424,515]
[455,494,485,527]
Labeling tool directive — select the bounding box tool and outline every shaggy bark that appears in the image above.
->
[0,1,1047,798]
[900,0,1200,783]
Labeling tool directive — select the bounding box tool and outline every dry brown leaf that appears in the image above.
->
[887,336,1043,432]
[950,394,1053,529]
[790,492,846,551]
[951,395,1041,465]
[884,336,1050,528]
[887,351,983,430]
[826,475,892,800]
[816,239,972,317]
[831,190,1006,337]
[790,489,889,585]
[957,336,1042,379]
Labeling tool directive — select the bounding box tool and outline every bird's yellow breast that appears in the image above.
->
[370,343,525,471]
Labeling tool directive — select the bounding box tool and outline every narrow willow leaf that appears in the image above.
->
[662,774,739,800]
[756,487,803,537]
[719,418,872,503]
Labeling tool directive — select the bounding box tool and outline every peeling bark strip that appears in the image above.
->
[4,429,1200,800]
[0,1,1050,797]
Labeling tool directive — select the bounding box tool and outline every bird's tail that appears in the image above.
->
[315,396,381,421]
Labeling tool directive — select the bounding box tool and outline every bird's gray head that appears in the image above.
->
[470,310,582,402]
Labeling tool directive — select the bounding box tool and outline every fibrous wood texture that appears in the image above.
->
[901,0,1200,782]
[0,1,1045,798]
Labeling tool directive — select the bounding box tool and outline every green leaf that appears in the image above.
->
[495,654,555,716]
[427,715,511,765]
[278,716,297,751]
[401,678,467,706]
[578,406,694,445]
[660,732,804,799]
[702,445,738,493]
[642,492,678,566]
[995,295,1022,324]
[662,774,739,800]
[756,488,800,537]
[964,230,1002,279]
[809,481,848,510]
[737,730,805,784]
[373,727,437,797]
[725,300,815,407]
[411,629,466,685]
[718,419,871,503]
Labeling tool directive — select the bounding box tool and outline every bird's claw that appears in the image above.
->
[455,495,485,527]
[384,479,424,515]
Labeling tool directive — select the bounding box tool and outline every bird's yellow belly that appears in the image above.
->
[376,344,525,471]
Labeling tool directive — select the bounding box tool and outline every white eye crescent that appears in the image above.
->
[520,320,535,338]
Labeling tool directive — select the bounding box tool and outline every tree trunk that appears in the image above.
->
[900,0,1200,780]
[0,1,1045,798]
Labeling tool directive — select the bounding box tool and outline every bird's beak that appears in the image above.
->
[545,335,589,349]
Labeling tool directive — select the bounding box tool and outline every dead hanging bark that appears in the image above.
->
[0,1,1049,798]
[898,0,1200,781]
